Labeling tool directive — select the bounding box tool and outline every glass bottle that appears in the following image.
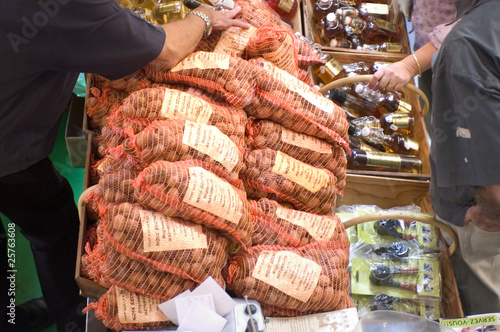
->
[313,0,337,23]
[329,38,353,48]
[323,13,345,40]
[361,127,419,155]
[338,0,357,7]
[360,42,403,53]
[380,112,414,136]
[375,90,412,113]
[358,2,391,21]
[344,61,370,76]
[362,16,400,43]
[266,0,299,20]
[343,15,367,30]
[349,136,379,152]
[336,6,359,18]
[369,61,392,74]
[348,149,422,173]
[151,1,188,25]
[328,88,382,118]
[313,55,346,84]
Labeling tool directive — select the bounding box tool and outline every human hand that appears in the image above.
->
[464,205,500,232]
[367,59,415,91]
[198,6,251,31]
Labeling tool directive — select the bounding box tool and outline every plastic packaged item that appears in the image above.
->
[352,310,456,332]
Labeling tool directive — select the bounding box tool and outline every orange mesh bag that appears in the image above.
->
[235,0,287,28]
[106,68,152,94]
[226,241,353,317]
[249,198,349,247]
[83,286,173,331]
[94,108,128,158]
[294,33,325,69]
[246,25,299,78]
[241,148,337,215]
[245,58,349,149]
[133,160,252,248]
[297,68,313,86]
[144,51,263,108]
[120,87,247,145]
[86,86,127,130]
[245,118,347,195]
[122,119,245,183]
[96,241,199,299]
[100,202,228,286]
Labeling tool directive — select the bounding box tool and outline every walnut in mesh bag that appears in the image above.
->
[134,160,252,248]
[227,241,353,317]
[83,286,173,332]
[120,86,247,145]
[144,51,263,108]
[122,118,245,184]
[245,118,347,195]
[249,198,349,247]
[245,58,349,149]
[241,148,337,215]
[100,203,228,286]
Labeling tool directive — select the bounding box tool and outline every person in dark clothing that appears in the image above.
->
[0,1,248,331]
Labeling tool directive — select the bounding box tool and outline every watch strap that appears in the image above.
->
[187,10,212,38]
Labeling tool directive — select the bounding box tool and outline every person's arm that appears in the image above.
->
[150,6,250,70]
[367,41,437,91]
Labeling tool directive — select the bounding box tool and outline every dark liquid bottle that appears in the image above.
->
[363,16,400,43]
[313,55,346,84]
[313,0,337,23]
[376,90,412,113]
[361,127,419,155]
[336,6,359,17]
[328,88,382,118]
[349,136,379,152]
[380,112,414,135]
[348,149,422,173]
[323,13,345,40]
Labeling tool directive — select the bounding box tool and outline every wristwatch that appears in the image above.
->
[188,10,213,38]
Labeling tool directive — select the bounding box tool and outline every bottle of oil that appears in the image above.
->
[336,6,359,18]
[313,55,346,84]
[358,2,391,21]
[362,16,400,43]
[348,149,422,173]
[323,13,345,41]
[328,88,382,118]
[360,42,403,53]
[361,127,419,155]
[349,136,379,152]
[375,90,412,113]
[313,0,337,23]
[151,1,188,25]
[380,112,414,136]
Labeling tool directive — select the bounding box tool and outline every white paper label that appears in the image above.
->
[171,52,230,72]
[281,127,333,154]
[183,167,243,224]
[160,89,213,124]
[116,287,168,324]
[272,151,331,193]
[252,250,322,303]
[262,61,335,114]
[275,206,337,242]
[182,121,240,172]
[139,209,208,252]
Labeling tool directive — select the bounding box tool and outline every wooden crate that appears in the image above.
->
[302,0,410,60]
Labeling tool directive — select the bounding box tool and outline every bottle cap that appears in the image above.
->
[354,83,365,94]
[361,126,372,137]
[328,88,347,104]
[344,16,352,25]
[330,39,339,47]
[326,12,337,21]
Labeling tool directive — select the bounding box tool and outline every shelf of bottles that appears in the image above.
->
[313,53,430,179]
[302,0,410,57]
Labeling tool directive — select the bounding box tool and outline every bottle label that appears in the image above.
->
[363,3,389,15]
[390,113,410,128]
[397,99,412,113]
[278,0,295,13]
[160,89,213,124]
[214,26,257,57]
[375,18,396,33]
[182,120,240,172]
[366,151,402,169]
[385,42,403,53]
[252,250,322,303]
[275,206,337,242]
[139,209,208,252]
[208,0,235,9]
[272,151,331,193]
[281,127,333,154]
[184,167,243,224]
[403,137,419,152]
[116,287,168,324]
[324,57,344,78]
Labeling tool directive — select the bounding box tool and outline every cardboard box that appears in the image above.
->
[65,95,88,168]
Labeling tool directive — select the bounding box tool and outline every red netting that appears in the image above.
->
[241,148,337,215]
[121,119,245,184]
[249,198,349,247]
[244,58,349,149]
[120,87,246,144]
[95,108,128,158]
[133,160,252,248]
[82,286,174,332]
[99,202,228,286]
[144,51,263,108]
[226,241,353,316]
[245,118,347,195]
